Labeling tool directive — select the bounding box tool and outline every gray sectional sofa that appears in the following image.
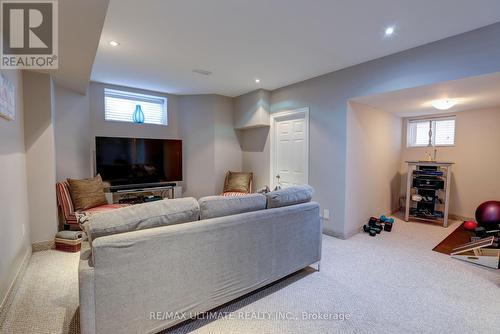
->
[79,186,322,334]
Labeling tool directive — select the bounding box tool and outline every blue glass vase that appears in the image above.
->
[132,105,145,123]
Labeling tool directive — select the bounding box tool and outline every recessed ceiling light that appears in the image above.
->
[255,78,260,83]
[109,40,120,47]
[432,99,457,110]
[384,26,395,36]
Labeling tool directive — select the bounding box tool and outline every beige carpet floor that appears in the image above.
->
[1,218,499,334]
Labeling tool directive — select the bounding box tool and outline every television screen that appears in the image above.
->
[95,136,182,185]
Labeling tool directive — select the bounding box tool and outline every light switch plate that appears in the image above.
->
[323,209,330,220]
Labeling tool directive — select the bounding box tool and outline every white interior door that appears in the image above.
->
[271,108,309,189]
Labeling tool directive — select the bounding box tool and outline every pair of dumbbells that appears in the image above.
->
[363,224,381,236]
[363,217,384,236]
[380,215,395,232]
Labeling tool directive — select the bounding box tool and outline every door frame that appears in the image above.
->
[269,107,310,189]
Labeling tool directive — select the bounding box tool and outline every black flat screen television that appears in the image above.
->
[95,136,182,186]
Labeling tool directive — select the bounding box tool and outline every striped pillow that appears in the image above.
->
[56,181,75,220]
[221,192,250,197]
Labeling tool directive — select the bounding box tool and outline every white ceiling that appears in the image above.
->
[353,71,500,117]
[91,0,500,97]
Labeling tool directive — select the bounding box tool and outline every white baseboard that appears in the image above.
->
[0,247,31,324]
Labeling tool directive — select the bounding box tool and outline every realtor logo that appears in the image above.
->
[1,0,58,69]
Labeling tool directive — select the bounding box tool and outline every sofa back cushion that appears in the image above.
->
[265,185,314,209]
[84,197,199,244]
[199,193,266,220]
[67,174,108,211]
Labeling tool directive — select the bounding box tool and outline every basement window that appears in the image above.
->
[104,88,167,125]
[407,117,455,147]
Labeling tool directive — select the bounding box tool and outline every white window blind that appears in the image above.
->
[407,117,455,147]
[410,120,431,146]
[104,88,167,125]
[434,119,455,146]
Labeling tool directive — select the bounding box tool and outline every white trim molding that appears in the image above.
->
[0,248,31,323]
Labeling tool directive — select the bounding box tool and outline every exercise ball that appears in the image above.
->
[475,201,500,230]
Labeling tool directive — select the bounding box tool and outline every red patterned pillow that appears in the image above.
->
[221,192,250,197]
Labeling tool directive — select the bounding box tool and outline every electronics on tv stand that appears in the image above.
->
[108,182,176,193]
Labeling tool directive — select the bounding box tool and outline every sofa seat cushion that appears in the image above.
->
[266,185,314,208]
[83,197,200,244]
[84,203,131,214]
[199,193,266,220]
[76,204,132,229]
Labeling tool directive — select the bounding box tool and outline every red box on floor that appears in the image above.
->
[54,237,82,252]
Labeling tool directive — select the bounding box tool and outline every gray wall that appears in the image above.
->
[214,96,242,194]
[54,84,91,181]
[23,72,58,243]
[178,95,216,198]
[179,95,242,198]
[0,70,31,308]
[238,126,270,192]
[345,102,402,237]
[235,89,271,192]
[245,23,500,238]
[234,89,270,129]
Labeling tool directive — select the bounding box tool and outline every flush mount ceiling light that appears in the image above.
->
[432,99,457,110]
[109,40,120,47]
[255,78,260,83]
[384,26,395,36]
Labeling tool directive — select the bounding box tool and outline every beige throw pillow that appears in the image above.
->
[223,171,252,193]
[67,174,108,211]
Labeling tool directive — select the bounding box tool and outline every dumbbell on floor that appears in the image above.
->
[363,224,382,236]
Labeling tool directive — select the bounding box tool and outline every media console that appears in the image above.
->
[108,182,177,193]
[104,183,182,204]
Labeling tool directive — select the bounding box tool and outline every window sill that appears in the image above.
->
[407,145,455,148]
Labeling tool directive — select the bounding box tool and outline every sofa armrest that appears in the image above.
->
[79,249,96,334]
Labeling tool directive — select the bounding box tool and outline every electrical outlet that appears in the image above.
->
[323,209,330,220]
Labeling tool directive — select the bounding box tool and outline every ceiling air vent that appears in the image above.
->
[193,69,212,76]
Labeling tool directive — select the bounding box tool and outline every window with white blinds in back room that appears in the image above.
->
[407,117,455,147]
[409,120,431,146]
[434,119,455,146]
[104,88,167,126]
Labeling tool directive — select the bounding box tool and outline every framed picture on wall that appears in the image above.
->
[0,74,15,121]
